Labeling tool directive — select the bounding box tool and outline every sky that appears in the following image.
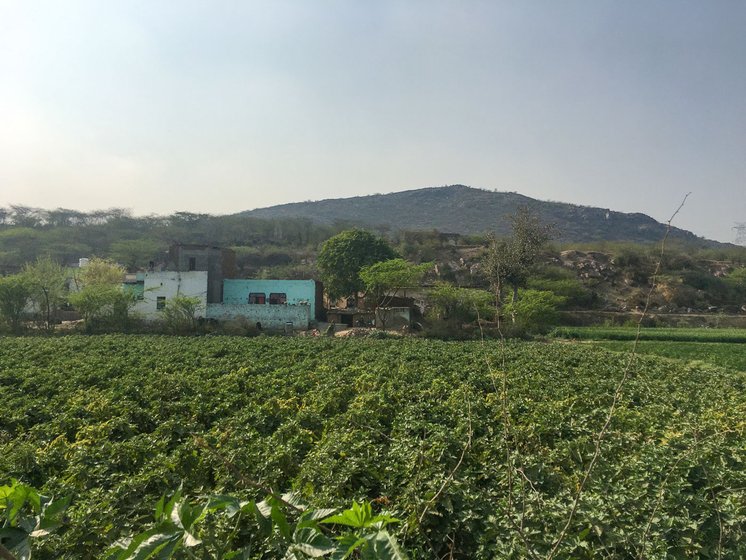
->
[1,1,744,243]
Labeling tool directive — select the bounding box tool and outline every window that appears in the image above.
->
[188,257,197,271]
[269,292,287,305]
[248,292,266,304]
[156,296,166,310]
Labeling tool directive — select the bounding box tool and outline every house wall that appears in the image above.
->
[206,303,310,330]
[132,271,208,319]
[222,279,318,318]
[169,245,235,304]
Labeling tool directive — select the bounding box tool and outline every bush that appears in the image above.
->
[427,283,494,326]
[527,276,595,309]
[502,289,565,335]
[162,295,203,334]
[0,274,31,333]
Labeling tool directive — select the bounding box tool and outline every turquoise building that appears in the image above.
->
[204,279,323,328]
[222,279,319,311]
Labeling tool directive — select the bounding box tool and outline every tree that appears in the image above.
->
[317,229,398,304]
[109,239,163,271]
[360,258,431,329]
[23,257,68,332]
[68,258,134,331]
[483,207,553,314]
[427,282,495,327]
[501,289,565,335]
[75,257,126,288]
[0,274,32,333]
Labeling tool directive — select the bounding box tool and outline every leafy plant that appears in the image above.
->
[0,480,69,560]
[106,490,405,560]
[501,289,565,334]
[1,336,744,558]
[161,295,203,334]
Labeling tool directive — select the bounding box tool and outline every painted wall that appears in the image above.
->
[223,279,317,316]
[132,271,208,319]
[206,303,310,330]
[169,245,231,304]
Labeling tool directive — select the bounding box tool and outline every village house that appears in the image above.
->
[128,244,322,330]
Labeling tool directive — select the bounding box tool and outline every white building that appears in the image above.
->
[132,271,208,319]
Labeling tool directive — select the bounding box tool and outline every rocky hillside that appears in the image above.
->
[241,185,712,245]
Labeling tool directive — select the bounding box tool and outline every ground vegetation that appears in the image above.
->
[1,336,744,558]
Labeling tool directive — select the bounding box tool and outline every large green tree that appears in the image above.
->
[317,229,398,303]
[0,275,32,333]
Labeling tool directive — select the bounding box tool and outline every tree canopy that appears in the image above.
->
[317,229,398,302]
[483,207,553,306]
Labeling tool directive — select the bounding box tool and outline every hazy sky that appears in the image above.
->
[1,1,744,242]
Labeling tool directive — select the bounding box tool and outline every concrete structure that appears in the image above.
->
[169,244,236,304]
[219,278,322,329]
[122,245,319,330]
[206,303,310,330]
[326,309,375,327]
[223,279,318,309]
[132,271,208,319]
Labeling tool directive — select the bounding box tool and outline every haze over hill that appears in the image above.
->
[241,185,710,245]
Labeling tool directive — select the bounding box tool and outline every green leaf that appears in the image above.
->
[367,514,400,530]
[292,526,335,557]
[249,502,272,538]
[2,482,41,526]
[271,504,292,541]
[255,499,272,518]
[223,544,254,559]
[361,531,407,560]
[321,501,373,528]
[205,495,243,518]
[330,534,367,560]
[154,495,166,522]
[160,490,182,523]
[281,491,307,511]
[0,527,29,556]
[105,526,182,560]
[306,508,338,522]
[31,495,71,536]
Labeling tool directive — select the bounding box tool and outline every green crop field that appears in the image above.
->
[589,341,746,372]
[552,326,746,343]
[1,335,745,558]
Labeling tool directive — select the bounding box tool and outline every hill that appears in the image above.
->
[241,185,711,244]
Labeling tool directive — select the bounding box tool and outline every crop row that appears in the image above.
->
[1,335,745,558]
[551,325,746,343]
